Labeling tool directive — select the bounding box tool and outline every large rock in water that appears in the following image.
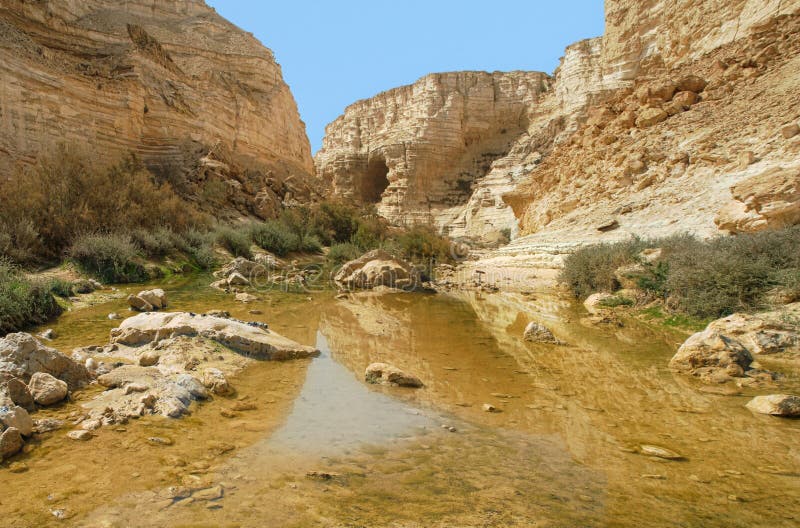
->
[746,394,800,417]
[0,333,90,390]
[110,312,319,360]
[702,305,800,355]
[334,250,419,291]
[0,427,24,460]
[365,363,423,388]
[28,372,69,406]
[523,322,564,345]
[0,0,315,217]
[128,289,167,312]
[669,328,753,380]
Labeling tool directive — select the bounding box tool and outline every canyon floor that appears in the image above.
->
[1,271,798,527]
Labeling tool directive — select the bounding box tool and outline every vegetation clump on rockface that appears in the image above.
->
[560,227,800,318]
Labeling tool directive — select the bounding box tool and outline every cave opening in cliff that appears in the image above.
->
[361,156,390,203]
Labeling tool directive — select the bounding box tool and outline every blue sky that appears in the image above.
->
[208,1,605,153]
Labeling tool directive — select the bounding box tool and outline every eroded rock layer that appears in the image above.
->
[314,71,552,238]
[0,0,314,212]
[318,0,800,246]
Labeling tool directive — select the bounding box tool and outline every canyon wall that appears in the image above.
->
[317,0,800,246]
[0,0,314,217]
[314,71,551,237]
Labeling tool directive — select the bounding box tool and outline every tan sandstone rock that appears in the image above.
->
[746,394,800,417]
[669,329,753,381]
[28,372,69,406]
[110,312,319,360]
[365,363,423,388]
[334,250,419,291]
[0,0,314,216]
[715,166,800,233]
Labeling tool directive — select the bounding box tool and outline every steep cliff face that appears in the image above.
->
[0,0,314,216]
[506,6,800,257]
[318,0,800,248]
[602,0,797,80]
[314,71,551,236]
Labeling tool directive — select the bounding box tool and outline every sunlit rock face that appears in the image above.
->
[314,71,551,239]
[318,0,800,248]
[0,0,314,193]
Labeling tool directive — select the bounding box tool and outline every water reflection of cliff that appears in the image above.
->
[319,291,800,527]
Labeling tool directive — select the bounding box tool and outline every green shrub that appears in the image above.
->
[249,221,300,256]
[559,237,649,299]
[328,243,363,265]
[559,227,800,318]
[68,233,147,283]
[299,234,323,254]
[215,226,253,259]
[189,244,218,270]
[0,260,62,335]
[598,295,634,308]
[395,224,451,263]
[131,227,183,258]
[47,278,74,298]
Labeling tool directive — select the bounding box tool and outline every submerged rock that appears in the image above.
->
[746,394,800,417]
[365,362,423,388]
[639,444,684,460]
[110,312,318,360]
[523,321,564,345]
[334,250,420,291]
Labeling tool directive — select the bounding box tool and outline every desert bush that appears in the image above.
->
[327,243,363,265]
[0,260,62,335]
[68,233,147,283]
[0,144,205,262]
[249,221,300,256]
[560,227,800,318]
[559,237,650,299]
[131,227,183,258]
[214,226,253,259]
[395,224,452,263]
[47,278,75,298]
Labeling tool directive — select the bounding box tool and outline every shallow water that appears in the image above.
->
[2,274,799,527]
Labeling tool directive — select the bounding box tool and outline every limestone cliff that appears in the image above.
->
[314,71,551,236]
[0,0,314,217]
[317,0,800,249]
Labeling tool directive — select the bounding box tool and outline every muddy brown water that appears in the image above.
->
[1,273,799,527]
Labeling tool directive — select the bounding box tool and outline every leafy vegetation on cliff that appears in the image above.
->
[560,227,800,318]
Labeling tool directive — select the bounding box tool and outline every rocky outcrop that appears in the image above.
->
[110,312,319,360]
[0,332,90,390]
[334,250,420,291]
[715,165,800,233]
[669,329,753,381]
[0,0,314,216]
[319,1,800,252]
[669,303,800,383]
[315,71,551,238]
